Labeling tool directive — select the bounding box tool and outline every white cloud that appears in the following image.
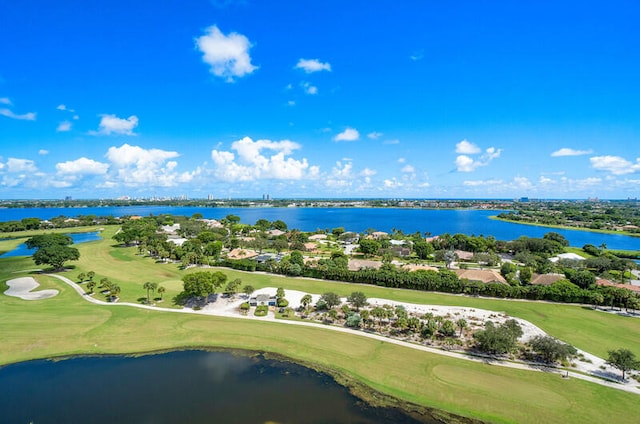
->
[91,114,138,136]
[455,139,481,154]
[56,104,75,113]
[590,155,640,175]
[455,145,502,172]
[551,147,593,157]
[38,150,49,155]
[401,165,415,173]
[409,50,424,61]
[455,155,476,172]
[295,58,331,73]
[301,82,318,95]
[56,157,109,175]
[383,139,400,145]
[397,158,406,163]
[383,178,403,189]
[0,108,36,121]
[367,132,383,139]
[210,136,315,182]
[463,179,503,187]
[195,25,258,82]
[287,100,295,106]
[7,158,37,173]
[0,97,11,105]
[360,168,377,177]
[56,121,72,132]
[334,127,360,142]
[105,143,194,187]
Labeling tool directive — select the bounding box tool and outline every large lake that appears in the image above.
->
[1,205,639,250]
[0,350,430,424]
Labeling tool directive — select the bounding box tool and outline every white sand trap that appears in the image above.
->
[4,277,59,300]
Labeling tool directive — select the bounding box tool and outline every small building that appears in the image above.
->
[530,273,566,286]
[454,269,508,284]
[249,294,277,306]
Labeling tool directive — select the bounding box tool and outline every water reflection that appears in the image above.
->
[0,231,101,257]
[0,350,432,424]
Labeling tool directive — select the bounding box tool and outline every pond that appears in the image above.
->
[0,350,433,424]
[0,231,101,258]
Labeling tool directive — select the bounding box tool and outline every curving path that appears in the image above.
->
[46,273,640,395]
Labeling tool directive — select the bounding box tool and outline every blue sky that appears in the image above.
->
[1,0,639,200]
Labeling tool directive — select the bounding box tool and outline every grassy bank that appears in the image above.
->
[2,269,639,424]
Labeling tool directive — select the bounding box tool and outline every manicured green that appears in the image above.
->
[489,215,640,239]
[45,225,640,359]
[2,227,640,423]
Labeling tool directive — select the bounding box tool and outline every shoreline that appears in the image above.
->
[489,215,640,239]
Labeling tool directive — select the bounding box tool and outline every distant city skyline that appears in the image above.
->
[1,1,639,200]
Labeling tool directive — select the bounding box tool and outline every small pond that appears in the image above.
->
[0,231,101,257]
[0,350,435,424]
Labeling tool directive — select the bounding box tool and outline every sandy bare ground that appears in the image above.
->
[43,274,640,395]
[4,277,59,300]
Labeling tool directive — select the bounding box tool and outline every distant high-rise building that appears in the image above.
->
[208,194,214,201]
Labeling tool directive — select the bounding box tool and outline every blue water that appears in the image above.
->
[0,350,427,424]
[1,231,101,257]
[1,206,639,250]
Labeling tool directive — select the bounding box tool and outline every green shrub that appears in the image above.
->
[254,305,268,317]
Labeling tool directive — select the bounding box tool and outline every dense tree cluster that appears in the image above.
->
[25,233,80,270]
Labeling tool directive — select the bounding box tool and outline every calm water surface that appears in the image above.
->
[1,206,639,250]
[0,350,429,424]
[0,231,101,257]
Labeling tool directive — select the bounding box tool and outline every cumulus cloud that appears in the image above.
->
[367,132,383,139]
[463,179,503,187]
[195,25,258,82]
[90,114,138,136]
[0,97,11,105]
[295,58,331,73]
[383,178,403,189]
[56,121,72,132]
[455,144,502,172]
[455,139,481,154]
[590,155,640,175]
[105,143,194,187]
[7,158,37,173]
[56,157,109,175]
[39,150,49,155]
[383,139,400,145]
[210,136,315,182]
[0,108,36,121]
[401,165,415,173]
[56,104,75,113]
[334,127,360,142]
[301,82,318,95]
[551,147,593,157]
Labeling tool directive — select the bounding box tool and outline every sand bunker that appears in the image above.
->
[4,277,59,300]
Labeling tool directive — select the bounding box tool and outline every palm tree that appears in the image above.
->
[157,286,166,301]
[143,281,157,304]
[87,271,95,282]
[110,284,121,302]
[456,318,467,337]
[300,294,312,310]
[86,281,96,294]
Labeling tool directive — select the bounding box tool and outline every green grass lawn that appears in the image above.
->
[3,227,640,423]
